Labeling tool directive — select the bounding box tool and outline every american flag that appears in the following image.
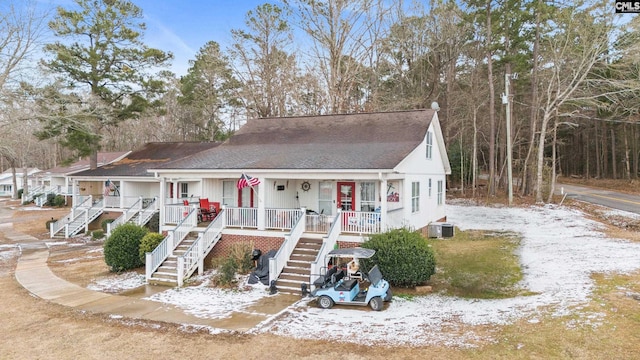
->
[237,173,260,190]
[104,179,114,197]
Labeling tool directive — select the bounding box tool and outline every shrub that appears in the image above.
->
[17,189,23,198]
[215,257,239,287]
[229,241,254,274]
[103,223,148,272]
[45,193,56,206]
[361,227,436,287]
[145,212,160,233]
[45,218,56,231]
[139,232,165,264]
[101,219,115,232]
[52,195,65,207]
[91,230,105,240]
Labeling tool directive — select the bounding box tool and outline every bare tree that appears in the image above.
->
[284,0,391,114]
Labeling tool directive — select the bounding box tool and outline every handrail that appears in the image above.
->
[106,197,142,236]
[177,209,226,286]
[50,195,93,238]
[146,206,198,282]
[268,209,305,285]
[137,197,158,226]
[310,210,342,290]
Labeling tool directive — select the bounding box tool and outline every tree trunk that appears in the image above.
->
[624,123,631,180]
[11,166,18,200]
[486,1,496,197]
[595,123,601,178]
[472,106,478,198]
[522,8,541,196]
[611,128,616,179]
[547,118,558,203]
[535,112,552,203]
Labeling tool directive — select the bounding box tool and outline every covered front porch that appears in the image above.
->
[158,174,410,237]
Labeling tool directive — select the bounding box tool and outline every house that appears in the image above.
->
[49,142,220,238]
[144,109,451,290]
[27,152,129,205]
[0,168,41,198]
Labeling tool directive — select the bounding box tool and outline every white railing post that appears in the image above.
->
[145,253,152,279]
[177,257,184,287]
[197,234,204,275]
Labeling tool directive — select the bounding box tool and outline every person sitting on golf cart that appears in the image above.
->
[347,258,362,280]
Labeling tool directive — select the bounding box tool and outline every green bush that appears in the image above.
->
[101,219,115,232]
[103,223,148,272]
[229,242,254,274]
[17,189,23,198]
[91,230,105,240]
[52,195,65,207]
[139,232,165,264]
[361,227,436,287]
[44,194,65,207]
[45,218,56,231]
[215,257,239,287]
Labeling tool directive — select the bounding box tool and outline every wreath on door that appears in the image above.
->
[301,181,311,192]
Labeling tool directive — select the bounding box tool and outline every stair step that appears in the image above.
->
[290,254,316,262]
[291,248,318,256]
[148,277,178,286]
[278,273,309,281]
[286,260,312,268]
[152,272,178,280]
[282,267,311,276]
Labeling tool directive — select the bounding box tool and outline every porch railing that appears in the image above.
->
[177,209,225,286]
[310,210,342,290]
[341,210,381,234]
[164,203,191,224]
[225,207,258,228]
[146,206,198,282]
[265,208,304,230]
[269,209,306,285]
[305,213,331,233]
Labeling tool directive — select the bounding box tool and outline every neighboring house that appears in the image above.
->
[47,142,220,239]
[0,168,41,198]
[143,109,451,290]
[27,152,130,204]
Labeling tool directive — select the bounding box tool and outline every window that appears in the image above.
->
[428,178,432,197]
[437,180,443,205]
[425,131,433,159]
[411,181,420,213]
[180,183,189,198]
[360,182,375,212]
[318,182,333,215]
[222,180,235,206]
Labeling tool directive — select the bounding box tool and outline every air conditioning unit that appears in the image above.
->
[427,223,443,238]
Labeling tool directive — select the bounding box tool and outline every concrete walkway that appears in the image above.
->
[1,203,289,331]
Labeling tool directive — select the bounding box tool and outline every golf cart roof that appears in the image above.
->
[327,248,376,259]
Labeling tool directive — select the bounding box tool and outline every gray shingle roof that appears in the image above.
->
[72,142,220,177]
[160,110,435,170]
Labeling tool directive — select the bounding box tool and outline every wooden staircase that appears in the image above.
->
[275,237,323,294]
[147,232,199,286]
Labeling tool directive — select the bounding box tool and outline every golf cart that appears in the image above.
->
[311,248,392,311]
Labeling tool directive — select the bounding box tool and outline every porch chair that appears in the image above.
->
[199,198,217,221]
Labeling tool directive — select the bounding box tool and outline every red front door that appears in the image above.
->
[238,186,254,207]
[337,182,355,211]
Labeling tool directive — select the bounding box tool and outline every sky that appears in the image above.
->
[39,0,280,77]
[36,200,640,348]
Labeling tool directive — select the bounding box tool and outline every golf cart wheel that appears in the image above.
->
[318,295,334,309]
[384,289,393,302]
[369,296,383,311]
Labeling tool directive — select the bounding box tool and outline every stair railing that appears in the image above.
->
[146,205,198,283]
[310,210,342,290]
[136,197,158,226]
[268,209,306,285]
[106,197,142,236]
[50,195,92,238]
[177,209,226,286]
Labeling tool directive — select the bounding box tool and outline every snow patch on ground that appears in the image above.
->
[87,272,146,293]
[74,202,640,347]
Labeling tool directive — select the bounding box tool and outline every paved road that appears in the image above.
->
[557,184,640,215]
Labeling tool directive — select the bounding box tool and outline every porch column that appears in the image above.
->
[380,177,387,231]
[257,177,265,230]
[159,178,166,225]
